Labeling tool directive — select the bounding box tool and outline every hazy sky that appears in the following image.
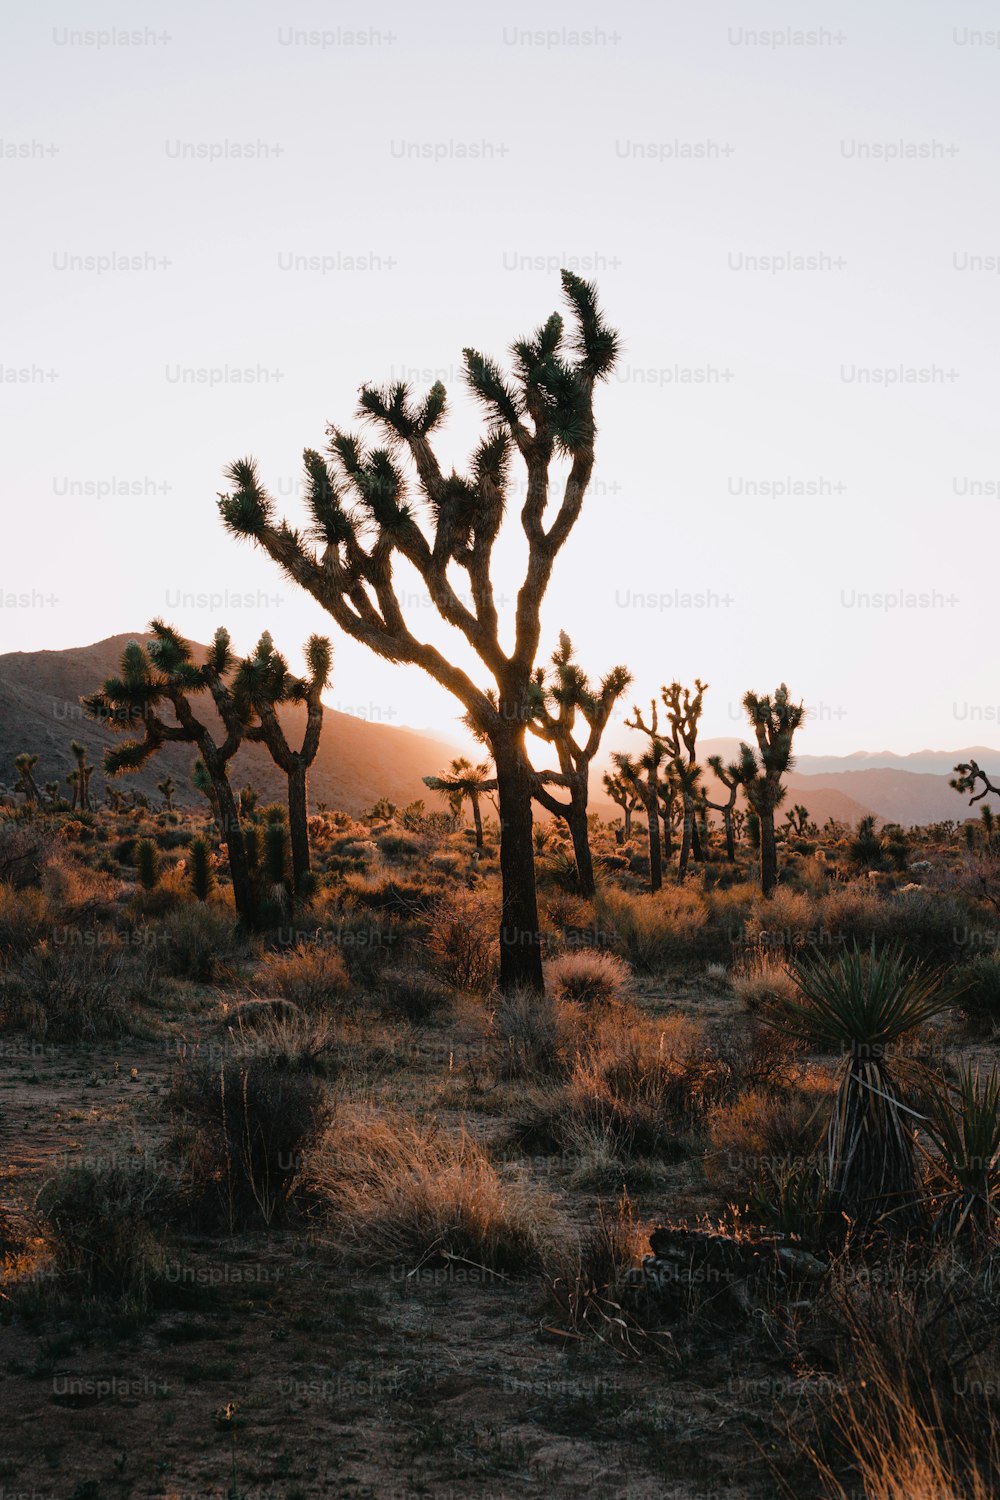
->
[3,0,998,757]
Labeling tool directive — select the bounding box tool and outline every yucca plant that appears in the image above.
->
[924,1064,1000,1242]
[136,837,160,890]
[762,943,962,1232]
[188,837,214,903]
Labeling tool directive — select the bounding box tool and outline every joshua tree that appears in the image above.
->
[660,679,708,880]
[657,766,682,861]
[217,271,619,992]
[706,754,743,862]
[69,740,93,811]
[13,753,42,806]
[615,705,669,893]
[83,622,255,924]
[738,684,805,896]
[784,804,813,838]
[423,756,495,849]
[526,633,630,896]
[44,780,62,809]
[952,759,1000,809]
[234,631,332,892]
[602,768,642,842]
[157,775,176,811]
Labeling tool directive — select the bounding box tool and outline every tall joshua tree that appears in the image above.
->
[234,631,331,892]
[739,684,805,896]
[217,271,619,992]
[615,701,668,894]
[706,754,744,862]
[527,632,630,897]
[423,756,495,849]
[603,767,642,842]
[660,679,707,880]
[14,753,42,807]
[69,741,93,811]
[83,622,255,924]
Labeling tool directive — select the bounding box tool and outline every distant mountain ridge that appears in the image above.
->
[0,634,464,815]
[0,636,994,828]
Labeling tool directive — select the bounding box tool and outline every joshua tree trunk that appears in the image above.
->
[495,730,543,991]
[213,773,255,925]
[623,806,633,840]
[722,809,735,862]
[287,760,311,888]
[470,791,484,850]
[678,796,695,883]
[567,802,596,899]
[759,806,778,896]
[646,790,663,892]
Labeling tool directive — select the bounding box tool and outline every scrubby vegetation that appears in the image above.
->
[5,273,1000,1496]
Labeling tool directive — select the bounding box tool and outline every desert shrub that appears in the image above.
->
[0,882,51,956]
[224,1009,341,1075]
[187,836,215,902]
[378,965,454,1021]
[307,1107,555,1274]
[546,1193,652,1351]
[0,937,159,1039]
[952,954,1000,1033]
[345,873,439,919]
[375,831,423,861]
[35,1159,170,1309]
[730,953,802,1013]
[566,1013,726,1156]
[257,942,350,1010]
[490,986,575,1080]
[593,886,709,970]
[157,903,243,982]
[744,886,819,955]
[170,1054,331,1229]
[0,817,53,888]
[426,886,499,992]
[806,1257,1000,1499]
[303,902,402,984]
[705,1085,827,1191]
[546,948,631,1009]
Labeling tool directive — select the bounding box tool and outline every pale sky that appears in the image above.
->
[2,0,999,756]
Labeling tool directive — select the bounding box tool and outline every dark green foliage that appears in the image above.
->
[169,1056,331,1229]
[851,814,885,870]
[264,820,290,888]
[953,954,1000,1033]
[136,837,159,890]
[188,837,214,902]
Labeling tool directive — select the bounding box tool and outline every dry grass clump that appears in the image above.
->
[546,948,631,1009]
[546,1192,654,1352]
[0,936,159,1039]
[223,1008,342,1074]
[378,965,454,1021]
[489,985,577,1080]
[35,1158,170,1310]
[0,881,51,956]
[169,1053,331,1229]
[805,1256,1000,1499]
[731,952,803,1013]
[592,885,708,970]
[426,885,500,992]
[307,1106,556,1275]
[155,902,245,981]
[0,816,54,888]
[744,886,819,953]
[704,1082,828,1191]
[565,1012,725,1156]
[256,941,351,1009]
